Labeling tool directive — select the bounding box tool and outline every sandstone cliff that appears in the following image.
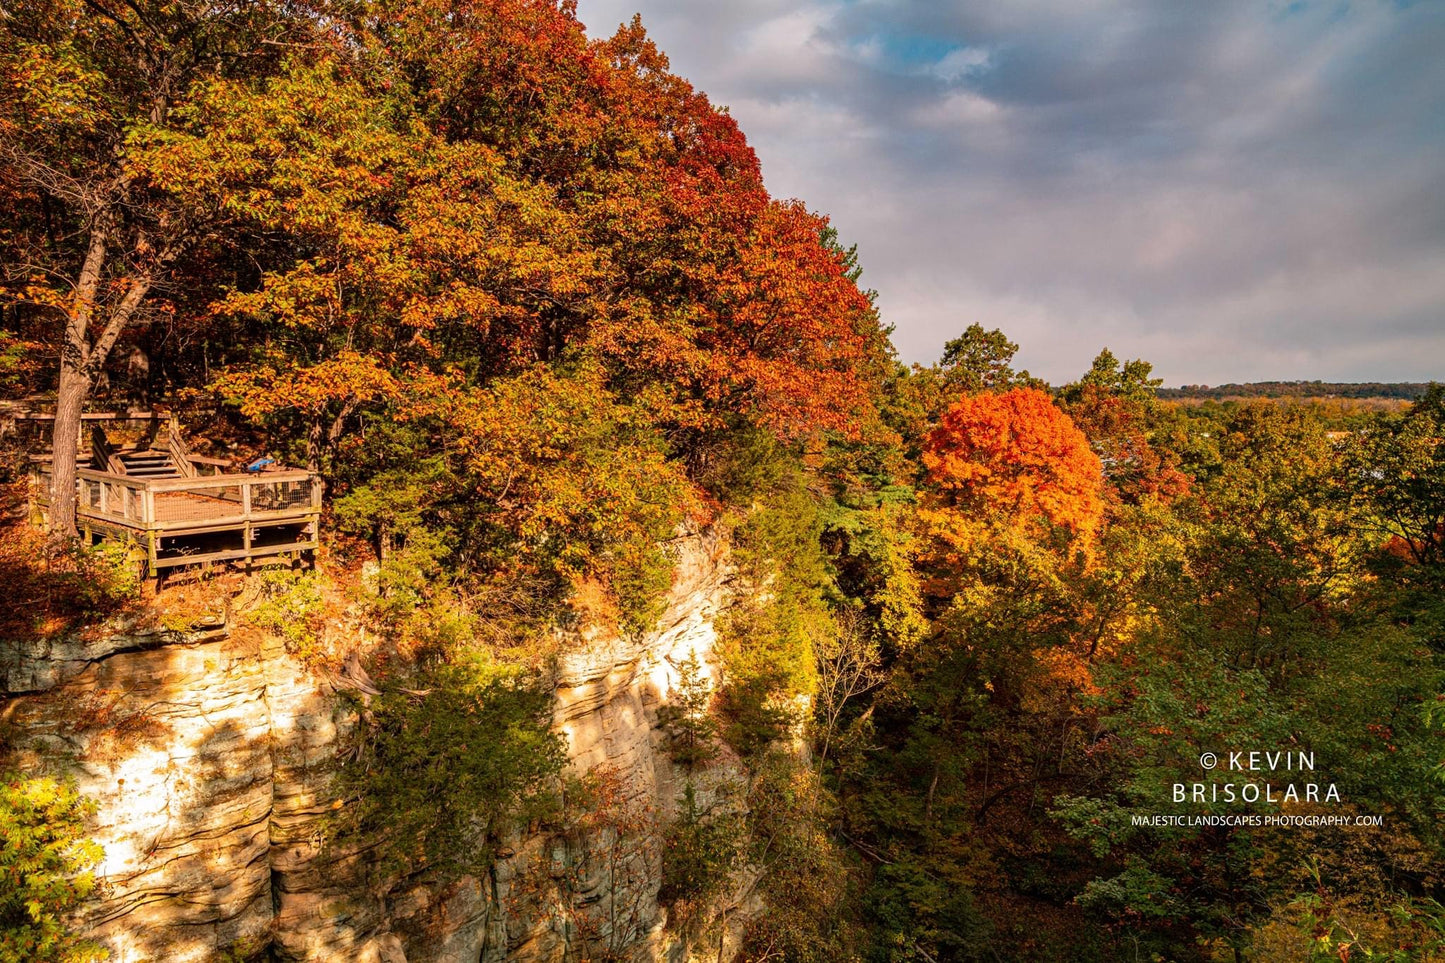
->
[2,531,751,962]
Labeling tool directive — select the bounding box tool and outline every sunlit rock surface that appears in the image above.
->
[3,531,748,962]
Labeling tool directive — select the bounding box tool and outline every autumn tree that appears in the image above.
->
[353,0,886,442]
[0,0,298,535]
[881,325,1044,476]
[1060,350,1189,505]
[922,386,1104,543]
[834,384,1123,959]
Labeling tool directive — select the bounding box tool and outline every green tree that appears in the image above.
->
[658,783,739,908]
[337,652,566,880]
[0,774,105,963]
[1064,347,1163,408]
[937,324,1030,394]
[1351,383,1445,567]
[657,650,718,768]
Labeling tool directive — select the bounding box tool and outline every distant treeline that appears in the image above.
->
[1158,381,1434,400]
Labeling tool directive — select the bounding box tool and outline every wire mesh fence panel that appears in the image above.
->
[250,479,312,512]
[31,468,51,506]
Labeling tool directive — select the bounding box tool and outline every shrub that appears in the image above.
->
[0,773,106,963]
[658,783,740,909]
[335,650,566,880]
[0,524,141,643]
[741,754,863,962]
[248,568,325,661]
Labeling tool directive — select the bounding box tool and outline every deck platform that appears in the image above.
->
[32,465,321,573]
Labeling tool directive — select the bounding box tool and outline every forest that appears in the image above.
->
[2,2,1444,962]
[1158,383,1432,402]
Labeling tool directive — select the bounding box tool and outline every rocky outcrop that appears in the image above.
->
[2,530,747,962]
[4,621,287,961]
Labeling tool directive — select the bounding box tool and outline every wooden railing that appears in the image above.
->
[165,423,196,478]
[32,465,321,532]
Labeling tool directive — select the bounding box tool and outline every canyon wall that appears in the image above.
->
[1,531,750,962]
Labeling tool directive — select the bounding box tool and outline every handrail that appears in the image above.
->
[70,468,148,491]
[166,423,197,478]
[34,465,321,516]
[13,409,173,422]
[55,466,313,489]
[142,470,313,492]
[90,423,114,472]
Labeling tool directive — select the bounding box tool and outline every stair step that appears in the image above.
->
[115,448,182,477]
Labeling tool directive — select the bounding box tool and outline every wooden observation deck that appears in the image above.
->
[29,414,321,575]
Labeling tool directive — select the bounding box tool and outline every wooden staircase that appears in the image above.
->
[115,450,183,478]
[89,419,197,479]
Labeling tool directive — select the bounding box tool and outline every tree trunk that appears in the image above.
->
[307,416,323,473]
[47,224,109,539]
[36,182,170,540]
[48,356,91,539]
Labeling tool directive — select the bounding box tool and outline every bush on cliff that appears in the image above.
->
[0,774,105,963]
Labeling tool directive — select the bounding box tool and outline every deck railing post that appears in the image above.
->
[242,482,253,558]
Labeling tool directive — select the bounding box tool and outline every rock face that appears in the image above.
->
[2,531,747,962]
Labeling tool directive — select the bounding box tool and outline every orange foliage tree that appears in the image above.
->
[915,387,1107,694]
[922,387,1104,542]
[347,0,886,440]
[3,0,888,559]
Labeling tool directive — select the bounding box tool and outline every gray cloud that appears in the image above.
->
[579,0,1445,385]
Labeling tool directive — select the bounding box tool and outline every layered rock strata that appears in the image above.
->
[2,531,745,962]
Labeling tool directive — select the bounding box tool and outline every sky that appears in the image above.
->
[577,0,1445,386]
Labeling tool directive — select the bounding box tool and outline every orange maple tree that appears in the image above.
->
[922,387,1105,541]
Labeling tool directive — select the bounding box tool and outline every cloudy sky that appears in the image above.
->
[578,0,1444,386]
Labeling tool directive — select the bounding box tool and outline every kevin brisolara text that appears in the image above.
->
[1174,781,1341,803]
